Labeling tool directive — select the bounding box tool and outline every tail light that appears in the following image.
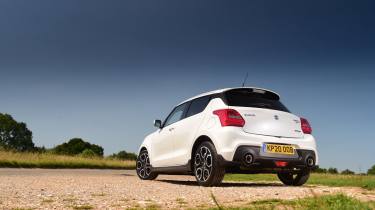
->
[300,117,312,134]
[213,109,245,127]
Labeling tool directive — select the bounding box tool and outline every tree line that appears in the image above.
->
[0,113,136,160]
[314,167,353,175]
[314,166,375,175]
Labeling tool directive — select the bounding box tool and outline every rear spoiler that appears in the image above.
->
[224,88,280,100]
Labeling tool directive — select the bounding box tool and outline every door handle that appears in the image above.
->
[168,127,175,131]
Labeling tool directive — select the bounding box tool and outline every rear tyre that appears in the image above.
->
[136,150,158,180]
[193,141,225,187]
[277,169,310,186]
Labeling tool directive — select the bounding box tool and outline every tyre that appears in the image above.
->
[277,169,310,186]
[193,141,225,186]
[136,150,158,180]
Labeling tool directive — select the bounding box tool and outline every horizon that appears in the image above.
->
[1,0,374,173]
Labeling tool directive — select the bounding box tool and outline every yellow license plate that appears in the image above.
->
[264,144,295,155]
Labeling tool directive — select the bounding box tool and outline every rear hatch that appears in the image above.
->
[224,88,303,138]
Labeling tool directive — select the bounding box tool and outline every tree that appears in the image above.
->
[53,138,104,157]
[32,146,47,153]
[341,169,355,175]
[313,166,327,173]
[109,150,137,160]
[80,149,98,158]
[328,167,338,174]
[368,165,375,175]
[0,113,34,151]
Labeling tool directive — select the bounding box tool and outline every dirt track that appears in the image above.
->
[0,169,374,209]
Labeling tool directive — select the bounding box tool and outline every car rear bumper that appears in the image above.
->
[218,145,317,173]
[209,127,318,165]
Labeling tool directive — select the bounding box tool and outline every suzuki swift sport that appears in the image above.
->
[136,87,318,186]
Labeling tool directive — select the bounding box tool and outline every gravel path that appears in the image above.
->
[0,169,374,209]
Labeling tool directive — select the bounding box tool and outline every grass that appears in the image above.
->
[196,193,375,210]
[62,197,78,202]
[176,197,188,205]
[211,192,223,210]
[145,203,162,210]
[41,198,54,203]
[72,205,94,210]
[0,150,135,169]
[91,192,106,197]
[203,194,375,210]
[11,208,34,210]
[225,173,375,190]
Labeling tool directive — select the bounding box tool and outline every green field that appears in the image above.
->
[208,194,375,210]
[0,150,136,169]
[225,173,375,190]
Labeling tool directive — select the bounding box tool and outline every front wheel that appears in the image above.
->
[193,142,225,187]
[136,150,158,180]
[277,170,310,186]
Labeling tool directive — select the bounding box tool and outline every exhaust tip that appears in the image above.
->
[306,157,315,167]
[243,153,253,165]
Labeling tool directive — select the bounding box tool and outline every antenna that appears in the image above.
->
[241,72,248,87]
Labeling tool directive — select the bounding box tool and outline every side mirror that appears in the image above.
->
[154,119,162,128]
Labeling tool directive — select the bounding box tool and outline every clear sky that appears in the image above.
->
[0,0,374,172]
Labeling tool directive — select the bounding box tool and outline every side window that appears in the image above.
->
[185,96,211,118]
[163,103,189,127]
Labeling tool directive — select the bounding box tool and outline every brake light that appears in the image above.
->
[213,109,245,127]
[275,161,288,167]
[300,117,312,134]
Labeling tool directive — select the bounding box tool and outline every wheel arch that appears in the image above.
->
[140,146,147,152]
[190,135,214,171]
[137,145,149,156]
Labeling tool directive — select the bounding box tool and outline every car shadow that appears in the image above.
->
[120,173,135,177]
[157,179,283,187]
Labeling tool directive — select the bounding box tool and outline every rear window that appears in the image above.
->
[224,89,290,112]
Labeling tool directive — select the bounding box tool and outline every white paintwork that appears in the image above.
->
[235,107,304,138]
[139,87,318,168]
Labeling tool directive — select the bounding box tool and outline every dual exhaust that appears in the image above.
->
[242,153,315,168]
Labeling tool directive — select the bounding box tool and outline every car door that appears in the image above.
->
[172,96,211,166]
[150,102,189,167]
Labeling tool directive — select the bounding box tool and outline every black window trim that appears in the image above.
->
[161,101,191,128]
[161,94,216,128]
[184,95,212,119]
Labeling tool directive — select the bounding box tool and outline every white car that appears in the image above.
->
[136,87,318,186]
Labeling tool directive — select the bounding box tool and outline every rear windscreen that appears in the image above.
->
[224,89,290,112]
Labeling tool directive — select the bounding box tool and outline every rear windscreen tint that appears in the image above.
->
[224,89,290,112]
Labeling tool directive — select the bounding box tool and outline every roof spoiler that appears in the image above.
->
[224,88,280,100]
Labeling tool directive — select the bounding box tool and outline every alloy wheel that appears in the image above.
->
[136,152,151,179]
[194,146,213,182]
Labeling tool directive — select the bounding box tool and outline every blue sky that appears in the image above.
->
[0,0,374,172]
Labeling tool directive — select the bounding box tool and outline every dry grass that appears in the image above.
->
[72,204,94,210]
[0,150,135,169]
